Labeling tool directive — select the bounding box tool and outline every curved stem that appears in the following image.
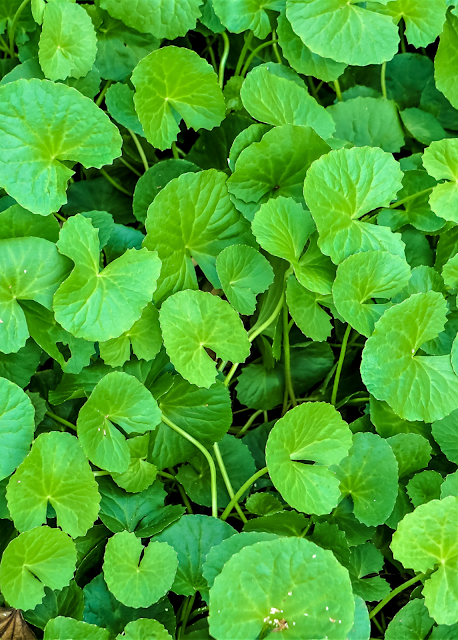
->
[213,442,247,523]
[93,470,110,477]
[235,31,254,76]
[179,594,196,639]
[223,362,239,387]
[248,291,284,343]
[171,141,179,160]
[95,79,112,107]
[241,39,278,77]
[381,61,387,99]
[54,212,66,223]
[369,572,429,620]
[100,168,132,196]
[128,129,149,171]
[331,324,352,406]
[45,411,77,432]
[237,409,263,437]
[119,156,142,177]
[390,187,433,209]
[8,0,30,56]
[221,466,268,521]
[333,78,343,101]
[218,31,230,87]
[272,30,282,65]
[283,302,297,409]
[162,415,218,518]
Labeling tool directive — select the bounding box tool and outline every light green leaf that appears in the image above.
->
[423,139,458,223]
[24,580,84,631]
[370,395,432,439]
[44,617,110,640]
[100,0,203,39]
[400,107,450,146]
[432,409,458,463]
[212,0,284,38]
[407,470,443,507]
[387,433,432,478]
[236,363,284,410]
[286,276,333,342]
[103,531,177,608]
[348,596,370,640]
[216,245,274,315]
[54,215,161,342]
[112,434,157,494]
[7,431,100,537]
[285,0,399,66]
[277,11,346,82]
[0,377,35,481]
[0,339,42,389]
[245,494,283,516]
[442,253,458,288]
[77,372,161,473]
[100,303,162,368]
[376,0,446,47]
[435,11,458,110]
[391,496,458,625]
[0,527,76,611]
[209,537,354,639]
[332,251,411,337]
[132,46,225,150]
[0,204,60,242]
[303,146,404,264]
[385,599,434,640]
[39,1,97,81]
[153,514,236,597]
[241,64,335,138]
[143,169,252,304]
[361,291,458,422]
[327,97,405,153]
[0,79,122,216]
[441,471,458,498]
[159,290,250,388]
[333,432,399,526]
[105,83,143,136]
[266,402,352,515]
[0,236,71,354]
[117,619,173,640]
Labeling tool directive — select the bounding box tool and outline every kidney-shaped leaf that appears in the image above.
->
[423,139,458,223]
[266,402,352,515]
[0,377,35,481]
[361,291,458,422]
[132,46,225,150]
[160,290,250,388]
[117,619,173,640]
[0,527,76,611]
[53,215,161,342]
[44,617,109,640]
[7,431,100,538]
[435,12,458,111]
[0,79,122,215]
[212,0,284,39]
[103,531,177,608]
[77,372,161,474]
[376,0,446,49]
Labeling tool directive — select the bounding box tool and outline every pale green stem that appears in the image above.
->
[369,572,429,620]
[95,79,112,107]
[235,31,254,76]
[119,156,142,177]
[54,212,66,222]
[217,359,228,372]
[223,362,239,387]
[171,141,179,160]
[179,594,196,639]
[333,78,343,101]
[218,31,230,87]
[390,187,433,209]
[93,470,110,477]
[272,30,282,65]
[237,410,263,438]
[128,129,149,171]
[45,411,77,432]
[221,466,268,521]
[213,442,247,523]
[381,61,387,99]
[248,291,284,343]
[100,168,132,196]
[331,324,352,406]
[241,39,278,77]
[283,302,297,408]
[8,0,30,56]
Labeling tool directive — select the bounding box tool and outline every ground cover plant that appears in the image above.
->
[3,0,458,639]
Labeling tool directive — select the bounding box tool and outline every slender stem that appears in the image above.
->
[338,397,371,408]
[219,31,230,88]
[217,359,228,372]
[45,411,77,432]
[128,129,149,171]
[333,78,343,101]
[95,79,112,107]
[162,415,218,518]
[241,39,278,77]
[8,0,30,56]
[157,470,176,480]
[223,362,239,387]
[248,292,284,342]
[331,324,352,405]
[221,466,268,521]
[119,156,142,177]
[272,30,282,65]
[283,302,297,408]
[54,212,66,222]
[206,37,217,71]
[213,443,247,523]
[235,31,254,76]
[179,594,196,639]
[400,19,407,53]
[237,409,263,437]
[263,411,268,422]
[390,187,433,209]
[177,483,194,514]
[100,168,132,196]
[369,572,429,620]
[171,141,180,160]
[93,470,110,477]
[307,76,321,104]
[381,61,387,99]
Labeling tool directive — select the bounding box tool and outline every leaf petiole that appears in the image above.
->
[45,411,77,432]
[213,442,247,523]
[220,466,268,521]
[234,31,254,76]
[241,39,279,77]
[218,32,230,87]
[369,570,431,620]
[331,323,352,405]
[8,0,30,57]
[389,187,434,209]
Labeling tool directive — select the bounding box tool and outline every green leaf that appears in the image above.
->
[433,408,458,463]
[0,79,122,215]
[44,617,109,640]
[100,0,203,39]
[303,146,404,264]
[39,1,97,81]
[0,377,35,481]
[286,276,333,342]
[53,215,161,342]
[0,204,60,242]
[212,0,284,38]
[423,139,458,223]
[441,471,458,498]
[236,363,284,410]
[333,432,399,526]
[117,619,173,640]
[24,581,84,630]
[387,433,432,478]
[407,470,443,507]
[327,97,405,153]
[143,169,252,304]
[132,46,225,150]
[245,493,283,516]
[0,339,42,388]
[7,431,100,537]
[77,371,161,473]
[285,0,399,66]
[216,245,274,315]
[112,434,157,494]
[103,531,177,608]
[209,537,354,639]
[159,290,250,388]
[391,496,458,625]
[0,526,76,611]
[153,514,236,597]
[400,107,450,146]
[442,253,458,288]
[277,11,347,82]
[266,402,352,515]
[105,83,143,136]
[376,0,446,48]
[361,291,458,422]
[332,251,411,337]
[385,599,434,640]
[348,596,370,640]
[435,11,458,110]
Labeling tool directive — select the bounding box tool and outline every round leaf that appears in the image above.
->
[286,276,333,342]
[0,376,35,481]
[423,139,458,223]
[44,617,110,640]
[117,619,173,640]
[103,531,178,608]
[376,0,446,48]
[434,12,458,110]
[105,83,143,136]
[266,402,352,515]
[212,0,283,39]
[432,408,458,464]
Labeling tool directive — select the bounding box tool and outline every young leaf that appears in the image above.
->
[103,531,178,608]
[286,276,333,342]
[423,139,458,223]
[132,46,225,150]
[24,580,84,630]
[105,83,143,136]
[387,433,432,478]
[111,435,157,494]
[432,409,458,464]
[361,291,458,422]
[266,402,353,515]
[212,0,284,38]
[375,0,446,48]
[44,617,109,640]
[53,215,161,342]
[0,204,60,242]
[0,377,35,481]
[384,599,434,640]
[6,431,100,538]
[435,11,458,110]
[117,619,173,640]
[0,527,76,611]
[77,372,161,473]
[406,470,443,507]
[159,290,250,388]
[0,79,122,215]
